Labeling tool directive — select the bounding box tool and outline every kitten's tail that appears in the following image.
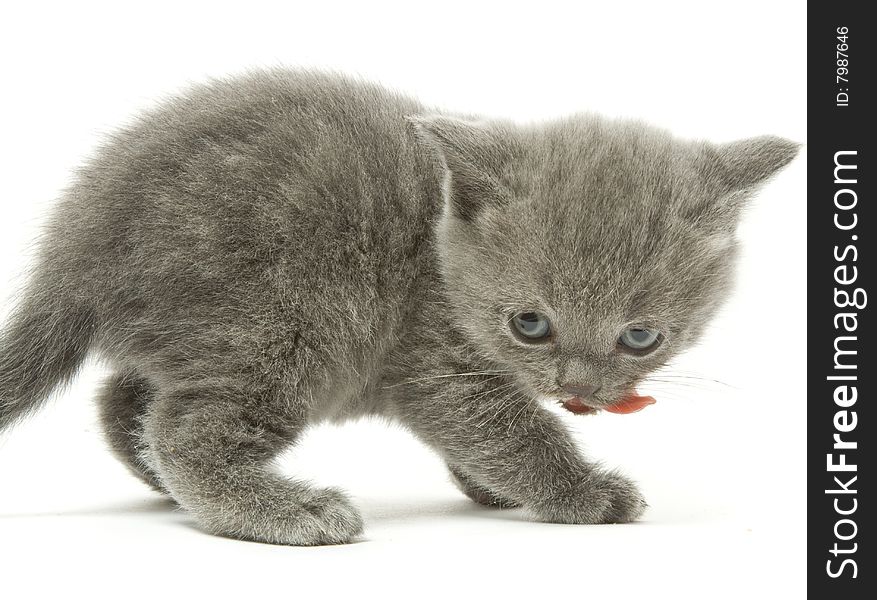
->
[0,285,95,433]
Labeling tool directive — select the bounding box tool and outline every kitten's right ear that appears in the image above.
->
[408,115,513,221]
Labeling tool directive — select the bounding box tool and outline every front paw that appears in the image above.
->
[531,470,647,524]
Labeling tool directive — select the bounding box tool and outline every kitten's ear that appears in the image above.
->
[692,135,800,225]
[708,135,800,193]
[408,115,513,221]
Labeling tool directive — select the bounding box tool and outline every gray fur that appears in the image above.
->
[0,69,798,545]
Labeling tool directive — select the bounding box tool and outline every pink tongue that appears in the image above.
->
[604,394,656,414]
[563,396,595,414]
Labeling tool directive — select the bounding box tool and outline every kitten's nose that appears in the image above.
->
[562,383,600,399]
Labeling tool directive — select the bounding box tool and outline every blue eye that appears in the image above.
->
[618,327,662,354]
[511,312,552,341]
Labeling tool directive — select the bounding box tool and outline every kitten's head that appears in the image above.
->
[412,114,798,413]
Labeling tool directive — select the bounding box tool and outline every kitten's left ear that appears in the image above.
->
[693,135,800,224]
[707,135,801,194]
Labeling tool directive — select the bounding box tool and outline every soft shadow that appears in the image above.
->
[177,520,370,548]
[0,495,176,519]
[357,494,529,524]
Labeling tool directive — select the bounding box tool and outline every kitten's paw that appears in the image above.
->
[591,470,648,524]
[295,487,365,545]
[195,486,364,546]
[531,470,647,525]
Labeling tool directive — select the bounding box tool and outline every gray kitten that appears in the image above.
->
[0,70,797,545]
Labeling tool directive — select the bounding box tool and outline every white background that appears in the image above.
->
[0,1,806,598]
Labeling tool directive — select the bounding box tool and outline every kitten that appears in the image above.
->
[0,69,797,545]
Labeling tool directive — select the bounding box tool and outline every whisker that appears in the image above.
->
[450,382,518,419]
[471,391,520,427]
[649,374,735,387]
[643,379,731,392]
[474,389,526,429]
[382,370,511,389]
[507,395,533,435]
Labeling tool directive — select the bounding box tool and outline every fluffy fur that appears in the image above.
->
[0,69,798,545]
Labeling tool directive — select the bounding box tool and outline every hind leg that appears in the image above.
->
[139,380,363,545]
[97,372,164,492]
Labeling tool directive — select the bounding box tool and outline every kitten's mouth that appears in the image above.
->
[561,393,656,416]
